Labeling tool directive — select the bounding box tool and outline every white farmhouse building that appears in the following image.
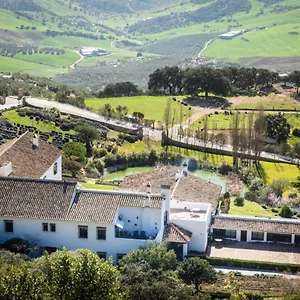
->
[0,177,212,262]
[0,132,62,180]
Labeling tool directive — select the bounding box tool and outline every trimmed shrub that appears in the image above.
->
[279,204,293,218]
[3,238,30,255]
[206,256,300,273]
[93,148,107,158]
[234,196,244,207]
[219,164,233,175]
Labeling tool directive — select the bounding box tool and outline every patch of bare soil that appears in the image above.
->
[240,56,300,72]
[0,30,45,44]
[203,273,300,295]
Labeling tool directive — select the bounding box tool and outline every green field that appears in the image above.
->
[260,161,300,184]
[85,96,190,123]
[79,182,116,190]
[204,23,300,61]
[0,56,60,74]
[189,112,254,131]
[231,95,300,110]
[229,199,278,217]
[2,110,75,135]
[15,49,79,67]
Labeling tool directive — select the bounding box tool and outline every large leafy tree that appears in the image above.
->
[148,66,184,95]
[75,124,100,157]
[63,141,87,163]
[178,257,216,294]
[289,70,300,94]
[36,249,121,300]
[264,113,291,143]
[184,66,230,97]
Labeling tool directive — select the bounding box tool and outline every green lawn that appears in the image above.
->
[229,199,278,218]
[2,110,75,135]
[118,139,163,154]
[15,49,79,67]
[79,182,116,190]
[189,111,255,131]
[85,96,190,123]
[261,162,300,183]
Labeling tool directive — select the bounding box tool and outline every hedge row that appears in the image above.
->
[206,256,300,273]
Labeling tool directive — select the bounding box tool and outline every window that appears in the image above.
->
[251,231,264,241]
[43,223,48,232]
[97,227,106,240]
[4,220,13,233]
[225,230,236,239]
[78,226,88,239]
[53,162,58,175]
[50,223,56,232]
[97,252,106,260]
[117,253,126,264]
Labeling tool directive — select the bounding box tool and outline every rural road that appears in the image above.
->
[25,97,138,131]
[198,38,214,57]
[70,50,84,69]
[0,97,20,111]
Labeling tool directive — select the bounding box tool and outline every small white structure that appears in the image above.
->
[80,47,107,57]
[219,30,245,40]
[0,132,62,180]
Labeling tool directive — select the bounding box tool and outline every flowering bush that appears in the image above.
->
[267,193,291,207]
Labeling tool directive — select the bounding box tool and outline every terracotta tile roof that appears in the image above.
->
[0,177,77,220]
[67,190,163,224]
[0,132,61,179]
[118,166,221,208]
[163,223,192,244]
[213,215,300,234]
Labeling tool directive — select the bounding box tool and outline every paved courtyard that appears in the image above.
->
[208,241,300,264]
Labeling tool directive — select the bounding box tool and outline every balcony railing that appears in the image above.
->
[115,229,155,240]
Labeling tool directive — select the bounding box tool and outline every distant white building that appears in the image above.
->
[219,30,245,40]
[0,177,211,262]
[0,132,62,180]
[80,47,107,57]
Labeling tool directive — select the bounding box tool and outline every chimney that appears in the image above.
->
[182,162,188,176]
[146,182,152,194]
[0,162,12,177]
[144,194,151,207]
[175,169,181,181]
[161,185,171,224]
[32,134,39,149]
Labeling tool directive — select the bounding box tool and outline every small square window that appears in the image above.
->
[4,220,13,233]
[136,216,139,219]
[43,223,48,232]
[97,227,106,240]
[50,223,56,232]
[128,220,130,223]
[97,252,106,259]
[53,162,58,175]
[78,226,88,239]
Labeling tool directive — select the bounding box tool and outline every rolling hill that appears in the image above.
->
[0,0,299,88]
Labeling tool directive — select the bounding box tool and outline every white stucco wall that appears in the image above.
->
[0,216,151,263]
[116,206,161,237]
[41,156,62,180]
[170,201,211,253]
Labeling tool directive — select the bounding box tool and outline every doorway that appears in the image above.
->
[241,230,247,242]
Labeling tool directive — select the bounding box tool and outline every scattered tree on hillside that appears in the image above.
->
[289,70,300,94]
[178,257,216,294]
[75,124,100,157]
[264,113,291,143]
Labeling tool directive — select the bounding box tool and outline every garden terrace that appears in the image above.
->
[118,165,222,210]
